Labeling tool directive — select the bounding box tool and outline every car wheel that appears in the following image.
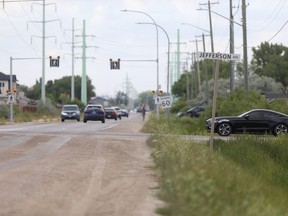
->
[217,122,232,136]
[115,117,117,120]
[273,123,288,136]
[102,119,105,123]
[77,118,80,122]
[83,119,87,123]
[61,119,64,122]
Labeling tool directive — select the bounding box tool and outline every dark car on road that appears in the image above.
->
[177,106,205,118]
[120,109,129,118]
[61,104,80,122]
[205,109,288,136]
[104,108,118,120]
[83,104,105,123]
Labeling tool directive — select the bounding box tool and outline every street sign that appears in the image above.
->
[198,52,240,61]
[155,96,160,104]
[197,51,240,152]
[159,96,171,109]
[8,95,14,104]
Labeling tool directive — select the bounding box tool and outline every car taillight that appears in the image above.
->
[112,111,116,115]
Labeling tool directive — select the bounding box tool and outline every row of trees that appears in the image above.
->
[19,75,129,108]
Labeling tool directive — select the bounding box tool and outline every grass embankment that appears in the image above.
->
[144,114,288,216]
[0,103,60,124]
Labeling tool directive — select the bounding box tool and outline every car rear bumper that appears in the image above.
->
[84,115,105,121]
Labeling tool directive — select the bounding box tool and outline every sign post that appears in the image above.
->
[198,52,240,152]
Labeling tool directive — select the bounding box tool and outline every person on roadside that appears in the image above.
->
[141,104,146,121]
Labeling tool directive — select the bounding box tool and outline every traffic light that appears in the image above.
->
[159,90,164,94]
[49,56,60,67]
[152,90,156,94]
[110,58,120,69]
[6,88,9,93]
[13,88,16,93]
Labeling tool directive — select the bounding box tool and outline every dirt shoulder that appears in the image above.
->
[0,113,161,216]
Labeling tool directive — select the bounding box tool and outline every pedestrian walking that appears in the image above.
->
[141,104,146,121]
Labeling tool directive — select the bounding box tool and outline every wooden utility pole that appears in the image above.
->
[242,0,248,92]
[199,0,218,52]
[229,0,235,91]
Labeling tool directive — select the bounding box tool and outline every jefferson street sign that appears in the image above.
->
[198,52,240,61]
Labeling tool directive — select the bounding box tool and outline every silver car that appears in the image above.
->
[61,104,80,122]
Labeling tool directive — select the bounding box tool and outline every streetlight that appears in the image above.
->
[121,9,160,119]
[136,22,170,94]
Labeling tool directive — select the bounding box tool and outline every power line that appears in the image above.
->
[267,19,288,42]
[3,10,40,55]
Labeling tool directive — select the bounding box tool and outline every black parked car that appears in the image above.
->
[61,104,80,122]
[205,109,288,136]
[177,106,205,118]
[83,104,105,123]
[104,108,118,120]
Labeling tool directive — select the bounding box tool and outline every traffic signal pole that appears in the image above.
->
[9,57,50,124]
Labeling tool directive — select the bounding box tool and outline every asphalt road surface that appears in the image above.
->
[0,112,162,216]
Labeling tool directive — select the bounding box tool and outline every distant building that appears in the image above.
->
[88,96,109,107]
[0,72,17,104]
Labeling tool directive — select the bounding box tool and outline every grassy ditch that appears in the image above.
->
[145,117,288,216]
[0,103,60,124]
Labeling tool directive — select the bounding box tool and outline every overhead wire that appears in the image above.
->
[267,19,288,42]
[3,9,41,56]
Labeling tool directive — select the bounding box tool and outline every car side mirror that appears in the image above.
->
[244,114,250,120]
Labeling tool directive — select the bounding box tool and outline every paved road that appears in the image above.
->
[0,112,161,216]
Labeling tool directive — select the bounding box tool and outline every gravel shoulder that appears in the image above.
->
[0,113,162,216]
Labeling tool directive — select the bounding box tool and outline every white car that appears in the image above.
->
[111,106,122,120]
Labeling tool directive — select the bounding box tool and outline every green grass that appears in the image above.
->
[145,114,288,216]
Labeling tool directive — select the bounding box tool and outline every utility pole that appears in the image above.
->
[230,0,235,91]
[177,29,181,80]
[195,34,210,102]
[199,0,218,52]
[190,38,202,95]
[2,0,57,104]
[75,20,97,105]
[242,0,248,92]
[29,0,60,104]
[62,18,81,101]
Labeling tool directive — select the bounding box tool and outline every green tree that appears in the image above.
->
[25,79,41,100]
[24,76,96,104]
[251,42,288,92]
[172,61,233,100]
[137,91,154,110]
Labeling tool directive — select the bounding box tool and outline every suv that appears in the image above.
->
[83,104,105,123]
[61,104,80,122]
[111,106,122,120]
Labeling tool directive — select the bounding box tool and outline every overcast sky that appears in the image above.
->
[0,0,287,98]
